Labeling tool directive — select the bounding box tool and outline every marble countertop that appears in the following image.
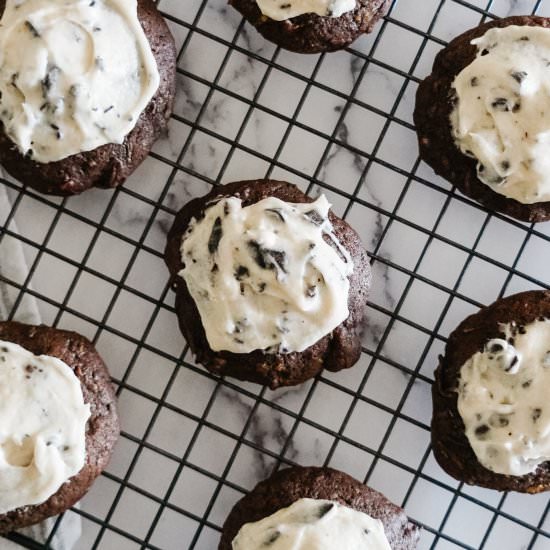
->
[2,0,550,549]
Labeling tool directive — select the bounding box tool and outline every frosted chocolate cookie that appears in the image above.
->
[164,179,371,389]
[219,466,420,550]
[0,0,176,195]
[414,16,550,222]
[432,290,550,493]
[229,0,390,53]
[0,322,119,533]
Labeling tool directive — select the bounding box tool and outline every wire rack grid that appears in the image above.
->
[1,0,550,548]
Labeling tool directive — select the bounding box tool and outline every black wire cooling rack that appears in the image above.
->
[1,0,550,548]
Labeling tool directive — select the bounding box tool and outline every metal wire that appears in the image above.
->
[1,0,550,548]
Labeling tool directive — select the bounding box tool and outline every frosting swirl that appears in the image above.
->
[0,340,90,514]
[179,195,354,354]
[232,498,391,550]
[457,319,550,476]
[0,0,160,163]
[256,0,356,21]
[451,25,550,204]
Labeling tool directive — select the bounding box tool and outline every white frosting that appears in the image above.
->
[0,340,90,514]
[179,195,354,354]
[232,498,391,550]
[457,319,550,476]
[451,25,550,204]
[256,0,355,21]
[0,0,160,163]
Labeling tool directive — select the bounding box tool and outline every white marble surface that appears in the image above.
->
[1,0,550,549]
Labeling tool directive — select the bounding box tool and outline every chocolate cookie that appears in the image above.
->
[164,179,371,390]
[414,16,550,223]
[0,0,177,196]
[219,466,420,550]
[0,322,119,533]
[433,290,550,493]
[229,0,390,53]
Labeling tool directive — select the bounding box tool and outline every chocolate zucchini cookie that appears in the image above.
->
[229,0,390,53]
[0,322,119,533]
[0,0,176,196]
[415,16,550,222]
[164,179,371,389]
[219,466,420,550]
[433,290,550,493]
